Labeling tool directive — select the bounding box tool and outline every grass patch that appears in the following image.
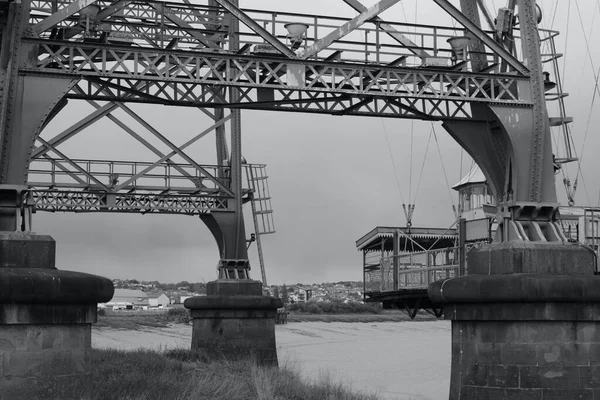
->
[53,348,379,400]
[95,308,437,329]
[95,308,191,330]
[288,301,383,314]
[287,310,437,323]
[94,312,170,330]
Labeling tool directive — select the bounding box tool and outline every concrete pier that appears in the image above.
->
[0,233,114,398]
[429,243,600,400]
[184,280,282,365]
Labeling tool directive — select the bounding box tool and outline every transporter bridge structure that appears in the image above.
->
[1,0,568,290]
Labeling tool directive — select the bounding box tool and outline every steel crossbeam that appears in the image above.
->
[342,0,430,59]
[27,160,273,215]
[24,0,539,123]
[32,0,100,35]
[26,40,527,119]
[298,0,402,59]
[69,79,475,120]
[28,189,228,214]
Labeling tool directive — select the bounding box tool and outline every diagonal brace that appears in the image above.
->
[33,103,118,159]
[151,4,219,49]
[33,0,100,35]
[116,103,235,197]
[298,0,402,59]
[40,154,89,186]
[211,0,295,58]
[342,0,430,58]
[72,86,218,187]
[36,138,111,191]
[432,0,529,75]
[113,115,232,192]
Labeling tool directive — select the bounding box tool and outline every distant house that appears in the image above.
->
[107,289,149,308]
[148,293,170,307]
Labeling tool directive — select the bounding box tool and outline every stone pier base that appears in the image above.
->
[429,274,600,400]
[1,322,93,398]
[0,268,113,399]
[184,280,282,365]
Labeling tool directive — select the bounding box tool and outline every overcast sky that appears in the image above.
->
[34,1,600,285]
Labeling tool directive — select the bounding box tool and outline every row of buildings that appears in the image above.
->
[101,289,199,310]
[105,281,366,309]
[265,282,364,304]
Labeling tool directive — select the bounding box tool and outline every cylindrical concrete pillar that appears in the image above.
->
[430,272,600,399]
[184,280,282,365]
[0,233,113,398]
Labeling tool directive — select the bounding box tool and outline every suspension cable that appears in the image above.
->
[380,120,407,209]
[409,121,414,201]
[570,0,600,204]
[432,124,458,215]
[411,126,432,206]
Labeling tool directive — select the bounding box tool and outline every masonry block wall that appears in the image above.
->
[0,324,92,398]
[452,320,600,399]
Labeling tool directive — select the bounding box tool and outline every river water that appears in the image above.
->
[92,320,451,400]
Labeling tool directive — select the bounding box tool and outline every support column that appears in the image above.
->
[188,0,281,365]
[0,1,114,394]
[432,1,600,398]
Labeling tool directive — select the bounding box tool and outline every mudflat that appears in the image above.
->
[93,320,451,400]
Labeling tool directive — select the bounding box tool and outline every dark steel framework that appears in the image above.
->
[0,0,570,281]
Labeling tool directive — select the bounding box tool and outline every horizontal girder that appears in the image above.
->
[23,0,542,121]
[25,39,529,120]
[28,189,228,214]
[30,39,525,104]
[29,0,513,67]
[70,79,475,119]
[28,157,235,194]
[27,158,274,216]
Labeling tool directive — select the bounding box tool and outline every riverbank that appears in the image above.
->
[92,320,451,400]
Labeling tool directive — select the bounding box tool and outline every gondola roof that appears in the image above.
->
[356,226,458,253]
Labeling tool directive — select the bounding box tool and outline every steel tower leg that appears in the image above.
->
[431,1,600,398]
[186,0,281,366]
[0,2,112,395]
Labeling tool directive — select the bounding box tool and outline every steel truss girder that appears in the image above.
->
[432,0,528,75]
[30,0,227,32]
[28,39,525,106]
[211,0,294,58]
[28,189,228,214]
[298,0,402,59]
[32,0,99,35]
[69,80,477,120]
[27,158,274,216]
[28,156,231,194]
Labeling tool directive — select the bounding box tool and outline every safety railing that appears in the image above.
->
[364,246,460,292]
[29,0,516,71]
[27,158,271,194]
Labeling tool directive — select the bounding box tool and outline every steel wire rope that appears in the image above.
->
[355,13,412,222]
[571,1,600,206]
[355,15,411,223]
[409,121,414,205]
[545,0,574,201]
[431,123,458,216]
[545,0,590,206]
[541,0,566,159]
[568,0,600,205]
[459,148,464,212]
[380,119,408,210]
[410,125,433,207]
[356,11,411,225]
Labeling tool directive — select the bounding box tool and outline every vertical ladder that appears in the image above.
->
[543,33,577,166]
[245,164,276,286]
